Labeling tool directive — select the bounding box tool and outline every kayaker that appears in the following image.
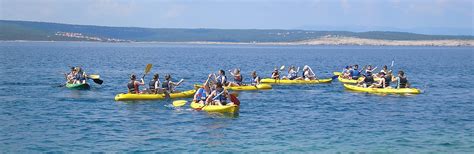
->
[370,72,391,88]
[391,70,410,88]
[365,65,377,75]
[378,65,390,78]
[342,65,352,79]
[148,73,161,94]
[206,82,231,106]
[282,66,298,80]
[127,74,145,94]
[250,71,261,85]
[271,68,280,79]
[380,65,389,74]
[65,67,75,84]
[228,68,243,86]
[193,74,212,104]
[350,64,362,80]
[299,65,318,80]
[358,72,374,88]
[162,74,184,94]
[73,67,87,84]
[214,70,228,86]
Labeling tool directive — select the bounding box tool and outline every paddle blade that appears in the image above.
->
[88,74,100,79]
[144,64,152,74]
[93,79,103,85]
[173,100,187,107]
[230,94,240,106]
[331,75,339,80]
[280,65,285,70]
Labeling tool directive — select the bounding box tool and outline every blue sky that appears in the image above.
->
[1,0,472,35]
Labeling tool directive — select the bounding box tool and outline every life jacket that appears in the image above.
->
[214,89,227,102]
[74,73,82,80]
[288,71,297,79]
[399,76,408,88]
[234,74,243,83]
[351,69,361,77]
[149,79,156,89]
[217,75,227,84]
[162,80,170,90]
[252,76,260,84]
[364,75,374,84]
[196,88,207,101]
[272,71,279,76]
[384,75,392,87]
[127,81,138,94]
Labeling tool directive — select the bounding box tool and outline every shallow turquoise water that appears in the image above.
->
[0,42,473,152]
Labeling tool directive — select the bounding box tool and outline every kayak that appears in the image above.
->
[338,76,381,84]
[190,101,239,113]
[343,84,421,94]
[193,84,272,91]
[260,78,332,84]
[114,89,196,101]
[66,83,90,90]
[338,76,361,84]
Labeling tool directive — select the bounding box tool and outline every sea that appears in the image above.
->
[0,42,473,152]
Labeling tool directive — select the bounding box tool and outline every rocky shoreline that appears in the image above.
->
[3,36,474,47]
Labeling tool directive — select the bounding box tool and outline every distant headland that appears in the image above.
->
[1,20,473,46]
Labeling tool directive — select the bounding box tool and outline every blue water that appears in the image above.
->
[0,42,473,152]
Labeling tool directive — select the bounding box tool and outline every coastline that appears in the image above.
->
[2,36,473,47]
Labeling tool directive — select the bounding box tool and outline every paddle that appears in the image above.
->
[91,78,103,85]
[171,79,184,92]
[280,65,285,71]
[87,74,103,85]
[88,74,100,79]
[172,100,188,107]
[142,64,152,78]
[229,94,240,106]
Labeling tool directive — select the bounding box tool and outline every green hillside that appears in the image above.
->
[1,20,473,42]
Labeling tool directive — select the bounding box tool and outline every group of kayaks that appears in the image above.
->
[333,72,421,94]
[66,65,421,114]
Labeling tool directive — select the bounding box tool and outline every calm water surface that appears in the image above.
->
[0,42,473,152]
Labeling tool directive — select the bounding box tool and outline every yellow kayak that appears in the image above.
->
[260,78,332,84]
[190,101,239,113]
[114,89,196,101]
[338,76,382,84]
[343,84,421,94]
[193,84,272,91]
[338,76,361,84]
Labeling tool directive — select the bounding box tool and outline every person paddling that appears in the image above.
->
[73,67,87,84]
[358,71,374,88]
[297,65,318,80]
[271,68,280,79]
[250,71,261,85]
[282,66,298,80]
[342,65,352,79]
[228,68,243,86]
[148,73,161,94]
[392,70,410,88]
[128,74,145,94]
[214,70,228,86]
[162,74,184,94]
[193,74,212,104]
[350,64,362,80]
[206,82,231,106]
[65,67,75,84]
[370,72,391,88]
